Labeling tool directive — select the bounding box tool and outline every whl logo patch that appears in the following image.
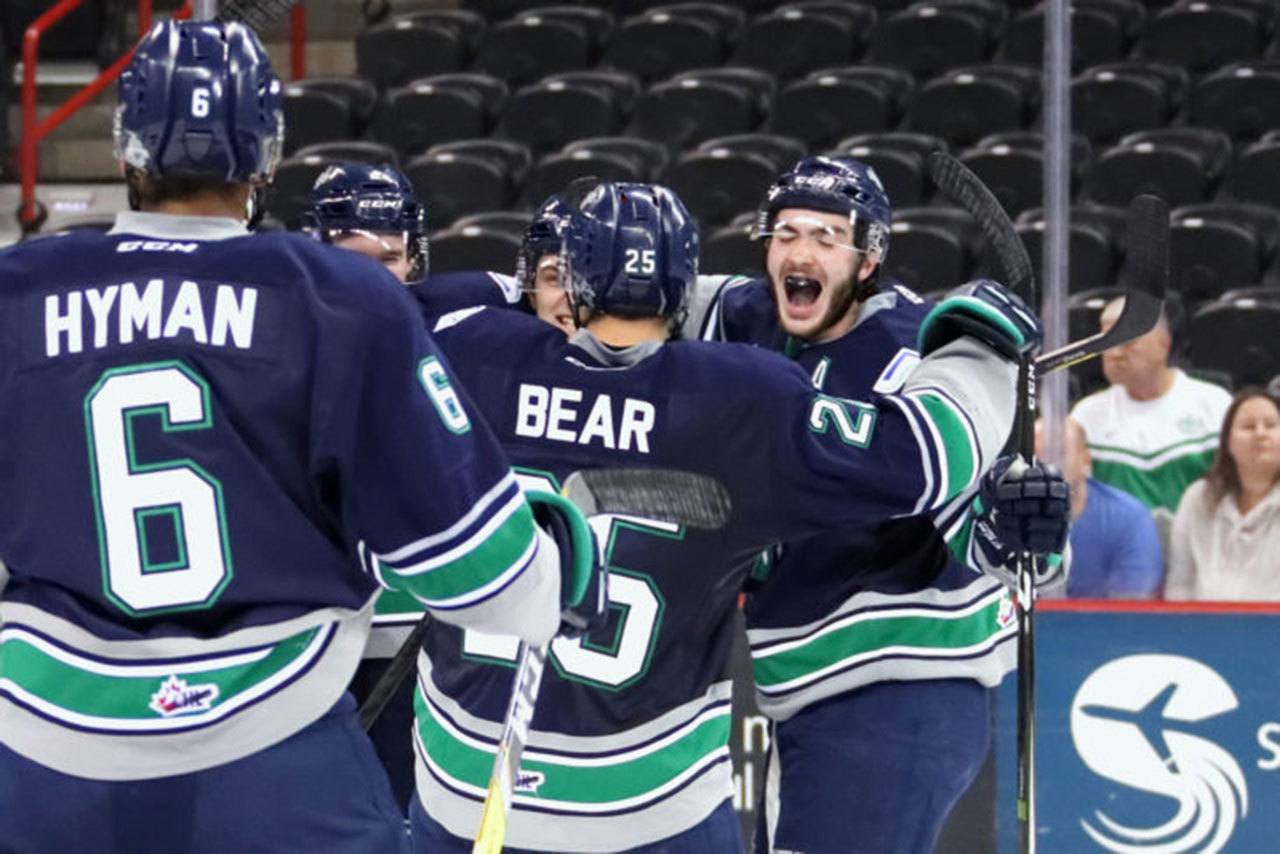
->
[513,768,546,795]
[149,675,219,717]
[1070,654,1248,853]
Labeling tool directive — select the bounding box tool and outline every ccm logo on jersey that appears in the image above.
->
[516,384,655,453]
[116,240,199,253]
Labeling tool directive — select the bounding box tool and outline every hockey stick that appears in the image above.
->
[358,468,731,731]
[471,468,732,854]
[927,152,1167,853]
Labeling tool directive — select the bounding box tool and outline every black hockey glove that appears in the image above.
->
[918,279,1042,361]
[527,491,609,639]
[971,455,1071,591]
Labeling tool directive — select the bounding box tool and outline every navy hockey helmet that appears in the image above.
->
[114,20,283,183]
[517,177,605,289]
[757,155,891,265]
[305,162,429,281]
[562,182,698,325]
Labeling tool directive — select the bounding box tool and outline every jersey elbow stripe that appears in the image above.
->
[905,389,979,506]
[392,512,539,610]
[377,473,524,565]
[884,395,939,514]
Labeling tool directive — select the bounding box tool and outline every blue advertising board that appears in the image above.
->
[997,604,1280,853]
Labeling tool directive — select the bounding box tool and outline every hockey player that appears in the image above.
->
[406,181,1041,852]
[691,156,1070,854]
[0,21,601,853]
[304,161,429,283]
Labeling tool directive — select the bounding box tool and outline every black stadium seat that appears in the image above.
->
[281,87,349,156]
[701,212,763,276]
[1191,62,1280,140]
[428,226,523,275]
[543,69,642,114]
[1015,217,1118,293]
[404,151,513,228]
[604,9,725,82]
[695,133,806,171]
[628,70,766,152]
[835,131,946,207]
[495,79,621,155]
[293,140,400,169]
[664,148,777,228]
[519,149,645,209]
[1140,0,1267,74]
[396,9,487,53]
[475,14,592,86]
[1071,61,1187,142]
[519,5,616,54]
[426,139,533,190]
[1225,133,1280,207]
[366,80,492,158]
[907,64,1038,147]
[870,3,992,78]
[886,207,979,292]
[733,8,859,81]
[1188,299,1280,387]
[1169,205,1267,303]
[356,18,465,88]
[1003,2,1126,70]
[771,71,896,149]
[1086,129,1231,207]
[451,211,534,240]
[563,136,670,180]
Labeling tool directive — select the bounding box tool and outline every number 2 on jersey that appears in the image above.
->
[84,361,233,616]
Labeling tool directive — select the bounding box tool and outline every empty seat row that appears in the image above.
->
[282,59,1280,166]
[355,1,1280,88]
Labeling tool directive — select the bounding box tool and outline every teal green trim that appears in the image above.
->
[527,490,594,608]
[916,393,976,500]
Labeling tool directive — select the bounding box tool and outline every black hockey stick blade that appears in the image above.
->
[926,150,1036,303]
[1035,194,1168,376]
[562,468,732,530]
[359,614,429,731]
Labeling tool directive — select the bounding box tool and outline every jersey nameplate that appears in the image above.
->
[515,383,655,453]
[44,280,258,358]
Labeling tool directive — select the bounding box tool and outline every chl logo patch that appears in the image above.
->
[149,674,220,717]
[513,768,546,795]
[1070,654,1248,853]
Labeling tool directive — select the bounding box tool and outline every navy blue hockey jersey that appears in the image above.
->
[698,275,1018,721]
[0,213,555,781]
[411,303,1013,850]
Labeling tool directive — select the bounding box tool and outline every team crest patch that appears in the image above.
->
[149,675,219,717]
[996,592,1017,629]
[513,769,546,795]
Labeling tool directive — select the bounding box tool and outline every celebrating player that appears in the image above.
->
[691,156,1070,854]
[407,181,1038,851]
[0,20,600,853]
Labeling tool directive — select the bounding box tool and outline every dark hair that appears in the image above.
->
[1204,387,1280,503]
[125,167,245,209]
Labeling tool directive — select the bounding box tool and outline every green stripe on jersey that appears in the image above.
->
[381,500,537,604]
[916,392,976,500]
[0,624,321,723]
[374,589,425,618]
[752,593,1008,690]
[414,689,731,806]
[1091,447,1215,513]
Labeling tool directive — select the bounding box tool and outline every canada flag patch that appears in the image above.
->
[149,675,220,717]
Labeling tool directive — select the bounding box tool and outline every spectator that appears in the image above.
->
[1038,418,1163,598]
[1166,389,1280,600]
[1071,297,1231,522]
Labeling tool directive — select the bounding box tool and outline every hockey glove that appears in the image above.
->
[918,279,1042,361]
[527,491,609,639]
[971,455,1071,591]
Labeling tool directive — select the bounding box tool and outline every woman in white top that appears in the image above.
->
[1166,388,1280,600]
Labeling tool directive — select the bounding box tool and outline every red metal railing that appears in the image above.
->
[17,0,307,234]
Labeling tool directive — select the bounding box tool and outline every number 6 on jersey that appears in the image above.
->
[84,361,233,616]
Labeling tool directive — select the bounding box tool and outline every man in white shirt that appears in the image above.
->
[1071,296,1231,523]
